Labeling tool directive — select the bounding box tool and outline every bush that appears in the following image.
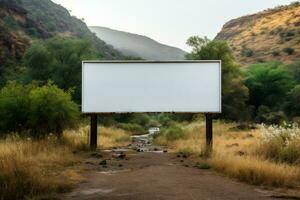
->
[258,125,300,164]
[283,47,295,55]
[0,82,32,133]
[162,124,185,141]
[29,82,80,138]
[117,123,147,135]
[241,47,254,57]
[0,81,79,137]
[256,106,286,124]
[272,51,280,56]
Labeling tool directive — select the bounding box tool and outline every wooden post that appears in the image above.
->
[90,114,98,150]
[205,113,213,153]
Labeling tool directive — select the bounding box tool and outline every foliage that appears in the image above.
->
[283,47,295,55]
[186,36,249,121]
[285,85,300,117]
[161,124,185,141]
[29,82,80,137]
[241,46,254,57]
[258,125,300,164]
[0,81,79,137]
[0,81,32,133]
[245,62,294,118]
[24,38,99,102]
[21,0,123,59]
[116,123,147,135]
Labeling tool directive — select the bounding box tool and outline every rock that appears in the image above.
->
[118,152,126,160]
[90,153,103,159]
[99,160,107,166]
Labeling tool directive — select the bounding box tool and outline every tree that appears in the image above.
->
[0,81,80,137]
[29,82,79,138]
[186,36,249,121]
[285,85,300,118]
[24,43,54,81]
[245,62,294,114]
[0,81,32,133]
[24,37,100,102]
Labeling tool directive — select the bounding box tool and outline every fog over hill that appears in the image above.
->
[89,26,187,60]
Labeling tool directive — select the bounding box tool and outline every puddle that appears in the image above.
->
[81,188,113,195]
[97,169,130,175]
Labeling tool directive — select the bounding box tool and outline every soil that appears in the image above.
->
[59,136,297,200]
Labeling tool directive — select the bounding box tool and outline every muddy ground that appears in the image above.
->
[59,136,298,200]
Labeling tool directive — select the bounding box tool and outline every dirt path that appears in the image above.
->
[59,148,288,200]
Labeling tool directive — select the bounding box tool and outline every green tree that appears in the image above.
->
[285,85,300,118]
[186,36,249,121]
[0,81,32,133]
[24,43,54,81]
[24,37,99,102]
[29,82,80,138]
[287,61,300,84]
[245,62,294,114]
[0,81,79,137]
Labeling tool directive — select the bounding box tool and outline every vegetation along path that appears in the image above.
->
[60,137,289,200]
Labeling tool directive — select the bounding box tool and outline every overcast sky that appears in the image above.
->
[52,0,294,51]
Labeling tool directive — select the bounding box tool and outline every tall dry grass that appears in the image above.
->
[63,125,131,150]
[0,136,80,200]
[155,121,300,187]
[0,125,131,200]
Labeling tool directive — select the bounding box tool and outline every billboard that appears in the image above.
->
[82,61,221,113]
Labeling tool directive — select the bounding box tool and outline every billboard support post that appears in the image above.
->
[82,61,222,152]
[90,114,97,150]
[206,113,213,153]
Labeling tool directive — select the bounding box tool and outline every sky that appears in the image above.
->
[52,0,295,51]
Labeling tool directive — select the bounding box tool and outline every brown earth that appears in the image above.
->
[59,149,295,200]
[215,2,300,65]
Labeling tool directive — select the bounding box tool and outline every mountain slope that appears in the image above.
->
[215,2,300,65]
[0,0,123,66]
[89,26,187,60]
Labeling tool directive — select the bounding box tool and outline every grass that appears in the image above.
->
[154,121,300,188]
[0,125,131,200]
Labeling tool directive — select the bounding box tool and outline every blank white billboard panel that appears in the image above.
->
[82,61,221,113]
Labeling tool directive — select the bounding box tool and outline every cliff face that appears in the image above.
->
[215,2,300,65]
[0,0,47,64]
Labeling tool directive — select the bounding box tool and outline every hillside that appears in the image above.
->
[0,0,123,67]
[89,26,187,60]
[215,2,300,65]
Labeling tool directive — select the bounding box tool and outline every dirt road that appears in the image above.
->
[60,148,288,200]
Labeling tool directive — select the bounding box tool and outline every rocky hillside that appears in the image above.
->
[0,0,123,66]
[215,2,300,65]
[89,26,187,60]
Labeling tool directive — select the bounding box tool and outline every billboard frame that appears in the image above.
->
[81,60,222,152]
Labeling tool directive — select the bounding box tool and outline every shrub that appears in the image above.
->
[3,16,18,29]
[117,123,146,135]
[256,106,286,124]
[257,125,300,164]
[29,82,80,138]
[0,82,32,133]
[162,124,185,141]
[272,50,280,56]
[0,81,79,137]
[241,46,254,57]
[283,47,295,55]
